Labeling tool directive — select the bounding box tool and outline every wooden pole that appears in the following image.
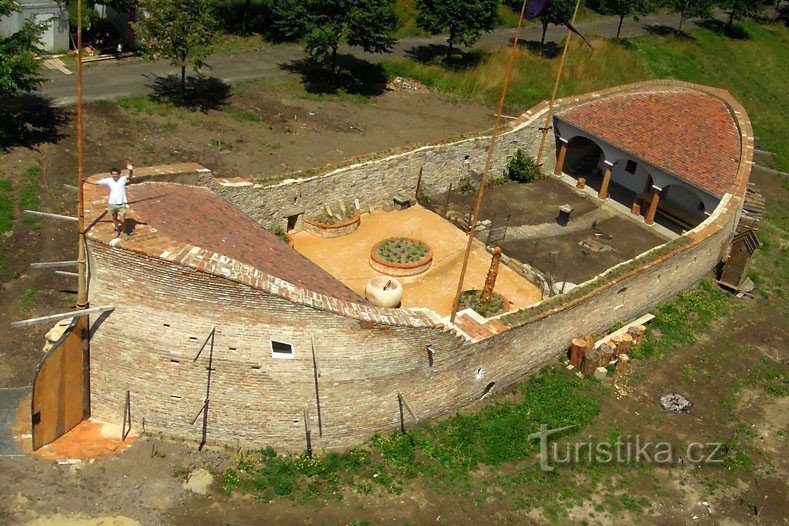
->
[535,0,583,166]
[570,337,587,367]
[449,0,529,324]
[10,305,115,328]
[441,183,453,217]
[23,210,78,221]
[76,0,87,309]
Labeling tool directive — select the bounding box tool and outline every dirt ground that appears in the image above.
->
[0,76,786,525]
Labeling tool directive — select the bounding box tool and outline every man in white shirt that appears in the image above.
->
[90,163,134,236]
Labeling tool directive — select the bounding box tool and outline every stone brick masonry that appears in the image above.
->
[85,80,753,451]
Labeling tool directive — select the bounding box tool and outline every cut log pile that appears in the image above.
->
[738,183,766,233]
[571,325,646,377]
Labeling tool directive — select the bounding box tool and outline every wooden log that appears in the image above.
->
[570,338,587,367]
[628,324,646,348]
[616,333,633,357]
[580,348,600,375]
[616,354,630,373]
[610,335,625,358]
[599,341,615,366]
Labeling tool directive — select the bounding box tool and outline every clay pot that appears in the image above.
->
[365,276,403,308]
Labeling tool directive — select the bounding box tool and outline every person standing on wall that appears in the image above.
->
[88,162,134,237]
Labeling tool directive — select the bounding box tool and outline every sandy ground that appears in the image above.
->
[292,205,542,316]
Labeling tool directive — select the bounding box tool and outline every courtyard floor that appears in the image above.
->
[291,205,543,317]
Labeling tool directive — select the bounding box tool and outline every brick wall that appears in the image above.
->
[210,106,551,229]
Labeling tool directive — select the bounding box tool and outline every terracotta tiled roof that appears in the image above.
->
[558,90,741,197]
[86,180,364,303]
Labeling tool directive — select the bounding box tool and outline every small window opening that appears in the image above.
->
[475,367,484,381]
[481,382,496,399]
[271,340,294,359]
[625,160,638,174]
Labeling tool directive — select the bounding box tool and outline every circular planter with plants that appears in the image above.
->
[458,289,510,318]
[370,237,433,277]
[304,207,361,238]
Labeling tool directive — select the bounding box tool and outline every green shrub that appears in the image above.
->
[506,149,541,183]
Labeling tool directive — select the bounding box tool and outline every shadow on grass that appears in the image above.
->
[513,39,562,58]
[404,44,489,69]
[644,23,695,40]
[695,19,750,40]
[280,55,388,96]
[0,94,68,152]
[148,75,231,112]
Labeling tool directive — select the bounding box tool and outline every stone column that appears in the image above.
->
[553,138,569,176]
[598,160,613,200]
[645,186,662,225]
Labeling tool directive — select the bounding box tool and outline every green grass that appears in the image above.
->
[382,21,789,172]
[20,164,41,226]
[0,178,12,234]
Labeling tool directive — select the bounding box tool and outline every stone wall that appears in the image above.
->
[87,194,738,452]
[86,81,752,451]
[210,106,551,230]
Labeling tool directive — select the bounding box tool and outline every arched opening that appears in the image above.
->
[655,184,706,231]
[561,136,605,193]
[607,159,653,210]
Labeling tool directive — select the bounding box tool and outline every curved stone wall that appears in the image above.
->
[87,80,752,451]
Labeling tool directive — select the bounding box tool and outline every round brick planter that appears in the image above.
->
[370,238,433,277]
[303,211,361,238]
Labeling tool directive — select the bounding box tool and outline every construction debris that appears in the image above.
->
[660,393,692,413]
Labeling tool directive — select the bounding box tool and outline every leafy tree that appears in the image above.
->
[717,0,767,30]
[536,0,574,54]
[415,0,498,62]
[663,0,714,31]
[598,0,654,38]
[274,0,396,75]
[0,0,44,97]
[134,0,218,95]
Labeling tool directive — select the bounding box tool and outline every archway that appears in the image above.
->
[561,137,605,191]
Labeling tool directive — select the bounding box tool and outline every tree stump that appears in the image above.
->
[581,348,600,375]
[628,325,646,349]
[610,335,625,358]
[570,338,587,367]
[600,342,615,366]
[616,354,630,373]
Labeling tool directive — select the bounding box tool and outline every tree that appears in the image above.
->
[415,0,498,63]
[598,0,653,38]
[0,0,44,97]
[663,0,714,31]
[134,0,218,96]
[274,0,396,75]
[536,0,573,54]
[717,0,767,30]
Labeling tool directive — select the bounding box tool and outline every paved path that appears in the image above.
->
[0,386,30,457]
[40,12,722,106]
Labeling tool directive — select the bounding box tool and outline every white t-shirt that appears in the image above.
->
[97,176,129,205]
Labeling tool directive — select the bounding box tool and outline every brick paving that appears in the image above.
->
[559,89,741,197]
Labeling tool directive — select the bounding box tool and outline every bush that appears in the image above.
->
[505,149,541,183]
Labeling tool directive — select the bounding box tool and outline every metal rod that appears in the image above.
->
[76,0,87,310]
[23,210,78,221]
[449,0,529,324]
[10,305,115,328]
[55,270,79,277]
[31,260,78,269]
[311,336,323,437]
[535,0,583,166]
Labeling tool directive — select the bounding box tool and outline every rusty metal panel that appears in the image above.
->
[31,316,87,451]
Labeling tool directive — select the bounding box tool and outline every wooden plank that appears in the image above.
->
[595,313,655,350]
[23,210,77,222]
[10,306,115,328]
[31,260,78,269]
